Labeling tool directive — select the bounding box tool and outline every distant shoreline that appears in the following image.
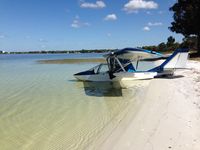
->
[0,49,115,55]
[1,49,199,61]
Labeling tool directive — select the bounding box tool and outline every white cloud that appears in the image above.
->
[148,22,163,26]
[80,1,106,9]
[104,14,117,21]
[25,36,31,39]
[143,22,162,31]
[75,15,80,19]
[71,20,79,28]
[0,34,6,39]
[107,33,111,37]
[39,38,47,42]
[71,24,79,28]
[146,11,151,15]
[143,26,150,31]
[124,0,158,13]
[83,22,90,26]
[71,17,90,28]
[158,10,164,14]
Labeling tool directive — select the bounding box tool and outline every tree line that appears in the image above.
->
[142,36,197,53]
[0,49,115,54]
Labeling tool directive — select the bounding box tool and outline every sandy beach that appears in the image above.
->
[95,60,200,150]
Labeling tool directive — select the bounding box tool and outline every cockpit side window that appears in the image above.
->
[98,64,109,73]
[93,65,99,74]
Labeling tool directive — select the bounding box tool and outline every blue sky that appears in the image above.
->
[0,0,182,51]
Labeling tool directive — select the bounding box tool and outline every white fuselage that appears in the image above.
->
[74,71,157,82]
[74,73,111,82]
[74,49,188,82]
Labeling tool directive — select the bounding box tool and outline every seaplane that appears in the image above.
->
[74,48,189,82]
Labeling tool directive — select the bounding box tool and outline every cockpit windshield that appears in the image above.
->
[89,64,109,74]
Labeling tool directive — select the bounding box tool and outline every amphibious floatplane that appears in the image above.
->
[74,48,189,82]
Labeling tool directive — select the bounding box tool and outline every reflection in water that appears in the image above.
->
[70,80,123,97]
[83,81,122,97]
[71,79,150,97]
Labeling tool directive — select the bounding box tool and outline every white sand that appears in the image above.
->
[98,60,200,150]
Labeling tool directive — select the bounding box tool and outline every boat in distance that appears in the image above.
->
[74,48,189,82]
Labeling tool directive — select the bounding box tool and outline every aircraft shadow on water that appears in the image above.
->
[69,80,123,97]
[82,81,123,97]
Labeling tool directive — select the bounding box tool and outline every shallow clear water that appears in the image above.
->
[0,54,139,150]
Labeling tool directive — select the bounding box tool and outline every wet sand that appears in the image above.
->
[94,60,200,150]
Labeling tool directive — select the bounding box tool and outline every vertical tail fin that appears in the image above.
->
[161,48,189,69]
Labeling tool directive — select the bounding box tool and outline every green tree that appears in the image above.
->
[167,36,175,47]
[158,42,167,52]
[181,36,197,49]
[169,0,200,55]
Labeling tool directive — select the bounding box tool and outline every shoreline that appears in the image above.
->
[93,60,200,150]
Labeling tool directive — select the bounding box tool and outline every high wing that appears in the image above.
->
[103,48,163,60]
